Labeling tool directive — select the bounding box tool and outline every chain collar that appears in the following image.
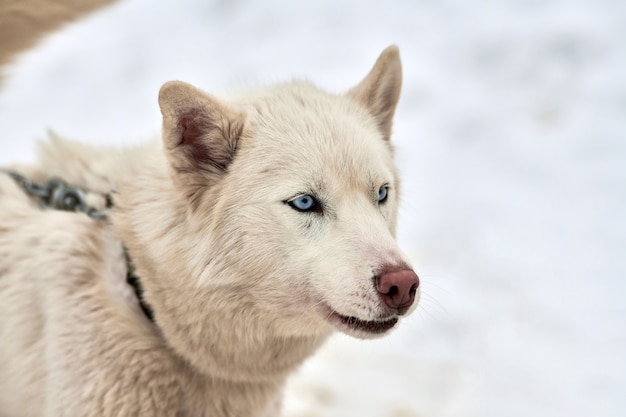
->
[4,170,112,219]
[3,170,154,323]
[124,248,154,321]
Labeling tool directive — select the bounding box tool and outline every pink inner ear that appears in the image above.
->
[179,109,204,146]
[178,108,210,161]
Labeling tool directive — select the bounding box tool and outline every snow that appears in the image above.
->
[1,0,624,416]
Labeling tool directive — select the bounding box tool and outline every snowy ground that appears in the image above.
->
[1,1,624,416]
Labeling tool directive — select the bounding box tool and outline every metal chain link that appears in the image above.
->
[3,170,112,220]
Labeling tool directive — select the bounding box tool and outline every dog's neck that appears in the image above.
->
[112,158,329,384]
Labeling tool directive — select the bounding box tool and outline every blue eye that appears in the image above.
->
[378,185,389,203]
[288,195,317,212]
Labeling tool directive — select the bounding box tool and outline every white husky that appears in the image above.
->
[0,42,420,415]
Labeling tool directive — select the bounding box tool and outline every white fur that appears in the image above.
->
[0,46,419,416]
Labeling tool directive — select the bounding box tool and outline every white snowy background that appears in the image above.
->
[1,1,624,416]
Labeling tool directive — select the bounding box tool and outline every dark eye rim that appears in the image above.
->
[284,194,323,214]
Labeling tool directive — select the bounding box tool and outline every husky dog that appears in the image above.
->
[0,24,420,415]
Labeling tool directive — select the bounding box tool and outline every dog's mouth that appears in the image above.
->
[326,309,399,337]
[337,313,398,333]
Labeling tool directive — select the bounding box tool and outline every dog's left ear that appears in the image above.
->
[347,45,402,141]
[159,81,245,204]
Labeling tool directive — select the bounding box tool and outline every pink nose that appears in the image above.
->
[376,269,419,314]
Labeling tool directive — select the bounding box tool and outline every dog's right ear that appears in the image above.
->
[159,81,245,203]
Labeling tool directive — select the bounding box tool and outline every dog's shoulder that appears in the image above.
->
[0,171,192,415]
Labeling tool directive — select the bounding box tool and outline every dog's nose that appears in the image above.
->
[376,269,419,314]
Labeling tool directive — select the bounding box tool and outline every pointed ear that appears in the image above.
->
[159,81,245,204]
[347,45,402,141]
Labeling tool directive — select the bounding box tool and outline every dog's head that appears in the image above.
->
[156,46,419,341]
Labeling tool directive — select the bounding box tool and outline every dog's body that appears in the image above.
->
[0,19,420,415]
